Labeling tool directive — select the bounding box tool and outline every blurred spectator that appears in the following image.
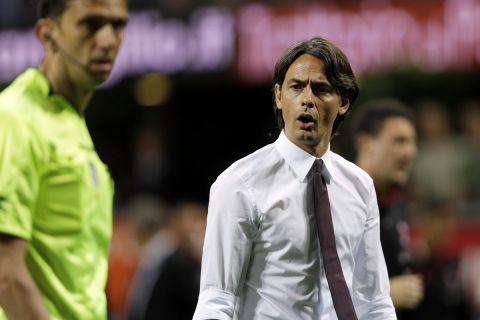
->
[458,100,480,215]
[410,99,470,204]
[460,248,480,319]
[354,99,424,318]
[457,100,480,317]
[140,200,207,320]
[459,100,480,149]
[128,125,171,198]
[126,197,177,320]
[409,199,474,320]
[107,195,170,320]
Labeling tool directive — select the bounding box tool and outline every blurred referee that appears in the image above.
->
[0,0,127,319]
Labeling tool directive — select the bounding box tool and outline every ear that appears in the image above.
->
[338,97,350,116]
[35,18,54,50]
[274,83,282,109]
[355,133,374,154]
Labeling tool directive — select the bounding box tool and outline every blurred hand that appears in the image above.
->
[390,274,424,310]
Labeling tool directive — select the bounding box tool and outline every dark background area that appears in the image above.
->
[86,74,276,204]
[84,69,480,205]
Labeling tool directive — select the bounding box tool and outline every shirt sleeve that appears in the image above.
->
[352,182,397,320]
[0,112,41,240]
[193,170,258,320]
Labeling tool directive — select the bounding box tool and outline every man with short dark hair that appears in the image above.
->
[193,38,396,320]
[354,99,424,319]
[0,0,128,319]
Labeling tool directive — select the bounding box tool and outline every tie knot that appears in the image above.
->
[314,159,324,174]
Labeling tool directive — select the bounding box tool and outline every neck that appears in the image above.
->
[373,180,389,203]
[287,131,331,158]
[39,55,94,115]
[312,137,330,158]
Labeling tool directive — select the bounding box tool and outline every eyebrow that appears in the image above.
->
[78,14,128,26]
[287,78,332,86]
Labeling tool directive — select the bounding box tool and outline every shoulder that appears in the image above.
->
[207,145,279,224]
[0,107,30,139]
[214,143,279,186]
[0,74,50,160]
[217,144,280,181]
[0,74,44,123]
[329,151,374,191]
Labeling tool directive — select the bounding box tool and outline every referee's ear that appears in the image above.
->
[36,18,54,52]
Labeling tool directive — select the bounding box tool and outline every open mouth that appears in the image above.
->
[91,59,114,72]
[297,113,315,129]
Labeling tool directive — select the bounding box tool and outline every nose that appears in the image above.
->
[404,140,418,161]
[95,24,118,51]
[409,142,418,158]
[302,85,315,109]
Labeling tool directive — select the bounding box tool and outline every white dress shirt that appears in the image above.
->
[193,131,396,320]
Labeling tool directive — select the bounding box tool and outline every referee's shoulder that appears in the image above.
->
[0,87,46,125]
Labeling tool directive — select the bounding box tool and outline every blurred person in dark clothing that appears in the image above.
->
[458,100,480,215]
[142,201,207,320]
[124,194,177,320]
[411,199,473,320]
[410,99,470,204]
[131,125,171,195]
[354,99,424,318]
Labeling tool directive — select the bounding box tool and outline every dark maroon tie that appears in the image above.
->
[313,159,358,320]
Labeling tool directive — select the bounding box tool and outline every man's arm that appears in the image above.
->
[192,172,257,320]
[0,234,50,320]
[352,183,397,320]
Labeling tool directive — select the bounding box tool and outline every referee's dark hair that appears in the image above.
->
[37,0,71,18]
[272,37,359,137]
[353,99,415,137]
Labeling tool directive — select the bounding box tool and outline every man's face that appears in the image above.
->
[274,54,349,154]
[368,117,417,186]
[50,0,128,87]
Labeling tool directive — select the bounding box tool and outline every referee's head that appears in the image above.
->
[37,0,71,19]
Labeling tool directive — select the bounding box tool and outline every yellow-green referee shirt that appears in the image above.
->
[0,68,114,320]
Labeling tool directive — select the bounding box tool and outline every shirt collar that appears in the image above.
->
[24,67,78,115]
[274,131,333,183]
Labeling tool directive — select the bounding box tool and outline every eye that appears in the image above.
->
[290,83,303,91]
[312,84,333,95]
[81,17,106,33]
[112,19,127,31]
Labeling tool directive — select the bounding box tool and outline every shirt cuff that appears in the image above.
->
[193,287,236,320]
[355,295,397,320]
